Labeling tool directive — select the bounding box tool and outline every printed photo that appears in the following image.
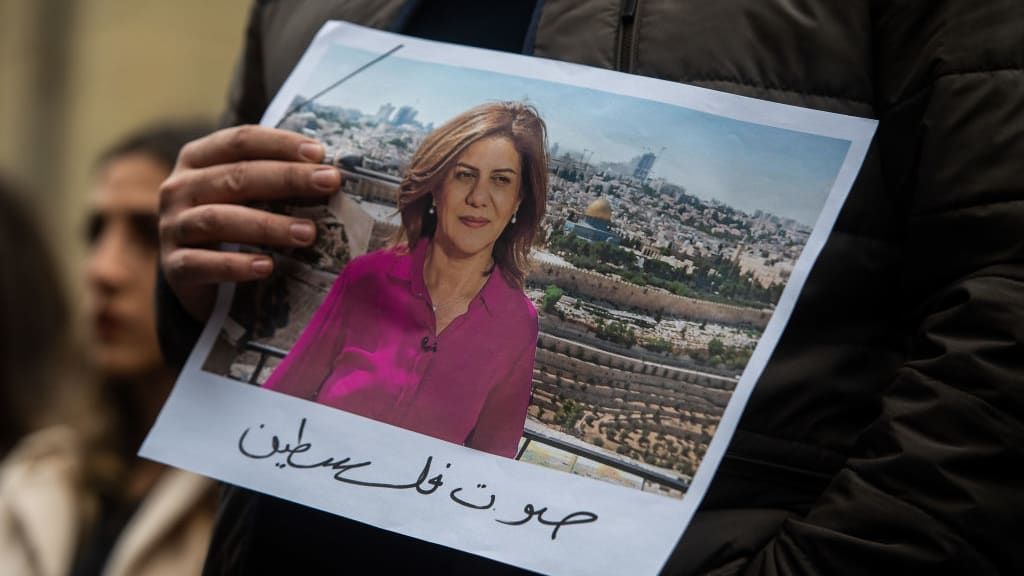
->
[201,42,849,500]
[142,23,875,575]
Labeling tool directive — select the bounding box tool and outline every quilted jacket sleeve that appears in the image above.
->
[730,4,1024,574]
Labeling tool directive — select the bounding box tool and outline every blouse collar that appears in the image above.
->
[386,238,517,317]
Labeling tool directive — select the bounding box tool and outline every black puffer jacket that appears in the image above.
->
[158,1,1024,573]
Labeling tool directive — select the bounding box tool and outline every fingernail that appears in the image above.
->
[312,167,340,191]
[298,142,324,162]
[251,258,273,276]
[290,222,316,243]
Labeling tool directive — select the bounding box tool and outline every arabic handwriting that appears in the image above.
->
[449,484,496,510]
[332,456,447,493]
[237,419,598,541]
[496,504,599,540]
[237,424,276,459]
[238,418,315,465]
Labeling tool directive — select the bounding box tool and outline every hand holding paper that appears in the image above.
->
[157,125,342,321]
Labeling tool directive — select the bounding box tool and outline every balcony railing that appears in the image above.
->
[243,341,289,385]
[515,425,691,493]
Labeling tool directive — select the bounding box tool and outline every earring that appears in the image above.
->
[511,212,517,224]
[429,202,435,215]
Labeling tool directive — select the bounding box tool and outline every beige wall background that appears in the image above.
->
[0,0,251,310]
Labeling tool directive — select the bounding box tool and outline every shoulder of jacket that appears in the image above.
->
[0,426,82,488]
[0,425,85,570]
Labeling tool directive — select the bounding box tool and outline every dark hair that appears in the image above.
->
[396,101,548,289]
[95,122,212,172]
[0,177,69,455]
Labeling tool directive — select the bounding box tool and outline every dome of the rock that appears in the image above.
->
[584,197,613,221]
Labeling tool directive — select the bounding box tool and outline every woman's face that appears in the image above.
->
[86,153,167,378]
[434,136,522,260]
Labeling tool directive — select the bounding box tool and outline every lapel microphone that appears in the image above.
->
[421,336,438,352]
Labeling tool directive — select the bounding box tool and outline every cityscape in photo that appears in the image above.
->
[205,47,849,500]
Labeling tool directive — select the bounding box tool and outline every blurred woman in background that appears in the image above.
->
[0,124,218,576]
[0,177,72,458]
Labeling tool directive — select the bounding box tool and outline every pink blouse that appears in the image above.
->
[263,239,538,458]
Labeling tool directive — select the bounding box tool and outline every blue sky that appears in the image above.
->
[300,45,850,226]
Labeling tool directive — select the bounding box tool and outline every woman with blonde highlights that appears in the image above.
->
[265,101,547,457]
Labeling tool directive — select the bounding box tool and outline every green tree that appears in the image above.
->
[643,337,674,354]
[542,285,564,313]
[554,399,583,430]
[707,337,726,357]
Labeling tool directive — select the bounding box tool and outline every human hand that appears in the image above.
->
[158,125,341,322]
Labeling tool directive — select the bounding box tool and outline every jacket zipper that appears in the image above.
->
[617,0,639,72]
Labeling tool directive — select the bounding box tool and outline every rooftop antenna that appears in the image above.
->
[275,43,404,129]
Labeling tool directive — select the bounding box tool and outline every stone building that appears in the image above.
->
[564,197,621,244]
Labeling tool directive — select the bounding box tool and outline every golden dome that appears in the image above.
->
[584,197,613,221]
